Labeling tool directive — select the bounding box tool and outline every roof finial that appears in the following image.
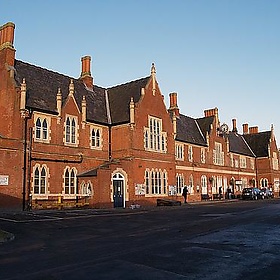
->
[151,62,156,76]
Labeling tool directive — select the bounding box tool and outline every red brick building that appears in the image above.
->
[0,22,279,209]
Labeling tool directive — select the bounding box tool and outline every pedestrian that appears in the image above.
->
[182,186,188,203]
[219,186,223,199]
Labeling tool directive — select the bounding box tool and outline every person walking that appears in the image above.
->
[182,186,188,203]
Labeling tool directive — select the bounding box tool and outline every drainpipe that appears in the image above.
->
[108,125,112,160]
[22,110,31,211]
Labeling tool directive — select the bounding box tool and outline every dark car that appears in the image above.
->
[260,188,274,199]
[242,187,263,200]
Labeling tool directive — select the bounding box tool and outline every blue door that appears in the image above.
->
[113,174,124,208]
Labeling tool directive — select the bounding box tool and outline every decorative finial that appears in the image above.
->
[151,63,156,75]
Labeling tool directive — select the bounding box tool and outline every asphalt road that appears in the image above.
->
[1,199,280,280]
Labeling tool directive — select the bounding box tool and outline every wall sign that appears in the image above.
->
[0,175,9,186]
[135,184,145,195]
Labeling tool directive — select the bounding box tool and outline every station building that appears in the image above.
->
[0,22,279,209]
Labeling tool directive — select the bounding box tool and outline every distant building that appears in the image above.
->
[0,22,279,209]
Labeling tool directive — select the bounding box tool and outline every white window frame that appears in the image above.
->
[176,173,184,195]
[145,168,168,196]
[144,116,167,153]
[188,145,193,162]
[175,143,184,160]
[34,114,51,143]
[65,115,78,146]
[63,167,77,196]
[201,148,206,163]
[90,126,102,149]
[240,156,247,168]
[213,142,224,166]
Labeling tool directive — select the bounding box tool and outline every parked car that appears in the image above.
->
[242,187,263,200]
[260,188,274,199]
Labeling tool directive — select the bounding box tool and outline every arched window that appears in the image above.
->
[65,116,77,144]
[145,169,168,195]
[35,118,42,139]
[64,167,77,195]
[33,165,47,195]
[42,119,48,140]
[66,117,71,143]
[176,174,184,195]
[71,118,76,143]
[91,128,101,148]
[201,175,207,194]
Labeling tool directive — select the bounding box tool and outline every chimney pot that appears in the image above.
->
[168,92,179,116]
[243,123,249,134]
[80,56,93,90]
[232,119,238,133]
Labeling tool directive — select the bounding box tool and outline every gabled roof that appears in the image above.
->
[196,116,215,138]
[243,131,271,157]
[227,132,255,157]
[14,60,108,124]
[14,60,151,126]
[107,77,150,124]
[176,114,207,146]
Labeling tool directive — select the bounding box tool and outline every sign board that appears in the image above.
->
[0,175,9,186]
[235,180,242,185]
[135,184,145,195]
[168,185,177,196]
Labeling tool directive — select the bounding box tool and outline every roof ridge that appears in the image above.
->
[107,76,150,90]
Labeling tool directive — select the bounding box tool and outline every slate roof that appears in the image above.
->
[196,116,215,138]
[14,60,108,124]
[107,77,150,124]
[243,131,271,157]
[227,132,255,157]
[14,60,151,126]
[176,114,207,146]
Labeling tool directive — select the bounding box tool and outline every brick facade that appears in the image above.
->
[0,22,279,210]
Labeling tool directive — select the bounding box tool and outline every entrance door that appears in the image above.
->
[113,173,124,208]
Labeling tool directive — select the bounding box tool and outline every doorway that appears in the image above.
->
[113,173,124,208]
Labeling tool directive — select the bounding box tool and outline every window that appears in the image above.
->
[176,174,184,195]
[201,148,206,163]
[201,175,207,194]
[189,175,194,194]
[250,158,255,169]
[65,116,77,145]
[175,143,184,160]
[35,117,49,141]
[33,165,47,195]
[64,167,77,195]
[240,156,246,168]
[81,181,93,196]
[188,146,193,162]
[91,127,102,148]
[260,178,268,188]
[230,154,234,167]
[145,169,167,195]
[272,152,279,170]
[213,142,224,165]
[144,116,167,153]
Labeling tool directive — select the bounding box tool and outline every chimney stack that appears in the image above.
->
[232,119,238,133]
[242,123,249,134]
[0,22,16,67]
[249,126,259,134]
[80,56,93,91]
[168,92,179,116]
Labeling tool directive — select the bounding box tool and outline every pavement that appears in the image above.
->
[0,198,239,244]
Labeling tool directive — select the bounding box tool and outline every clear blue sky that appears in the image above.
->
[2,0,280,143]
